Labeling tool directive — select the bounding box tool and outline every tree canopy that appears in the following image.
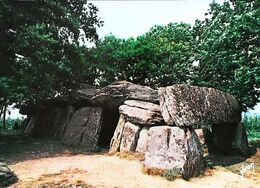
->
[0,0,103,125]
[0,0,259,119]
[0,0,103,106]
[88,22,195,87]
[192,0,260,110]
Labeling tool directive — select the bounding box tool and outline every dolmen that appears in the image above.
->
[110,84,250,179]
[20,81,250,179]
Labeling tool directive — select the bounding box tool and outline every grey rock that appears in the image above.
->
[52,105,74,139]
[195,129,205,146]
[232,122,250,156]
[70,83,100,101]
[23,115,38,134]
[91,81,159,108]
[110,115,127,152]
[62,107,103,148]
[144,126,205,180]
[23,108,57,136]
[119,100,164,126]
[136,126,150,153]
[120,122,141,152]
[159,85,241,127]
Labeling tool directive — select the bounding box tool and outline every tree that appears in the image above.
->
[0,0,103,127]
[89,23,195,87]
[192,0,260,111]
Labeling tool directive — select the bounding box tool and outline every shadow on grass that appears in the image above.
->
[0,132,107,165]
[204,140,260,167]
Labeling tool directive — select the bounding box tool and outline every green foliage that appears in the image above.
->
[162,167,183,181]
[0,0,259,113]
[192,0,260,111]
[89,0,259,111]
[0,118,24,130]
[243,114,260,141]
[0,0,103,106]
[89,23,195,87]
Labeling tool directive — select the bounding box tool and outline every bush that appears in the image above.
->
[162,168,183,181]
[243,114,260,141]
[0,118,24,130]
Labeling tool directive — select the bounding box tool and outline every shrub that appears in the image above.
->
[243,114,260,141]
[162,168,183,181]
[0,118,24,130]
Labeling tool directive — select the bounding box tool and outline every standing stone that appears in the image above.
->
[24,115,38,134]
[23,108,57,136]
[110,115,126,152]
[232,122,250,156]
[21,117,30,133]
[195,129,205,146]
[120,122,141,152]
[62,107,103,148]
[144,126,205,180]
[119,100,164,126]
[136,126,150,153]
[159,85,241,127]
[52,105,74,139]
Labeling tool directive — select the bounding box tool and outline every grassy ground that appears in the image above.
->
[0,129,104,165]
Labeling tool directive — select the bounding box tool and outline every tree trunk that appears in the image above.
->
[3,103,7,129]
[0,105,3,119]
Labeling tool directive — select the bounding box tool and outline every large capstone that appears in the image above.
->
[159,85,241,127]
[62,107,103,148]
[144,126,205,180]
[91,81,159,108]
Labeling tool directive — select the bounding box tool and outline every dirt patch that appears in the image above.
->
[1,134,260,188]
[8,154,260,188]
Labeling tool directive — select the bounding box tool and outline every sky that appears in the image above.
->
[8,0,259,118]
[88,0,260,114]
[89,0,225,39]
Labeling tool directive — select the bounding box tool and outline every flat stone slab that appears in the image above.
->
[159,85,241,127]
[119,100,164,126]
[62,107,103,148]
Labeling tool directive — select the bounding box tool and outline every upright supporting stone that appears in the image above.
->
[62,107,103,148]
[110,115,126,152]
[136,126,150,153]
[120,122,141,152]
[232,122,250,156]
[144,126,205,180]
[52,105,74,139]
